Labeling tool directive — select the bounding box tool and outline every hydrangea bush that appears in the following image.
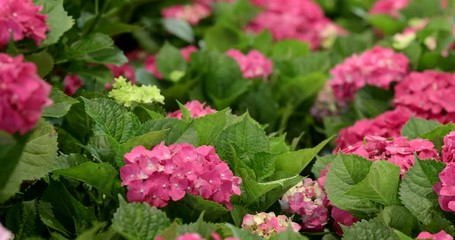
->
[1,0,455,239]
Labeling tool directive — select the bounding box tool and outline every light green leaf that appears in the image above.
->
[112,197,171,240]
[275,136,333,175]
[0,121,58,203]
[34,0,74,46]
[226,224,263,240]
[193,109,227,145]
[346,161,401,206]
[271,40,310,60]
[66,33,114,58]
[378,206,419,236]
[156,42,187,80]
[53,162,119,197]
[42,89,79,118]
[419,123,455,150]
[204,26,241,52]
[367,14,405,36]
[401,117,441,139]
[162,19,194,43]
[83,47,128,65]
[343,219,399,240]
[269,225,308,240]
[277,72,327,106]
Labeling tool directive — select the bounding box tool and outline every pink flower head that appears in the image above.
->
[341,136,439,175]
[161,3,211,25]
[442,131,455,164]
[180,45,198,61]
[144,45,197,80]
[241,212,301,238]
[370,0,410,18]
[106,64,136,84]
[120,142,241,209]
[280,178,329,231]
[434,164,455,212]
[0,223,13,240]
[63,74,83,96]
[335,108,411,151]
[225,49,273,79]
[330,46,409,102]
[176,233,204,240]
[0,0,49,48]
[417,230,454,240]
[0,54,52,135]
[246,0,344,50]
[167,100,216,119]
[394,71,455,124]
[331,207,358,236]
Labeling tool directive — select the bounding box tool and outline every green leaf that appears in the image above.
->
[83,98,140,143]
[162,19,194,43]
[311,155,337,178]
[159,214,219,239]
[332,32,373,58]
[324,154,380,219]
[367,14,405,36]
[353,86,394,119]
[394,230,414,240]
[275,136,333,175]
[226,224,263,240]
[120,130,167,153]
[25,51,54,77]
[53,154,89,170]
[156,42,187,80]
[342,219,399,240]
[42,89,79,118]
[204,26,241,52]
[165,194,229,222]
[140,118,191,144]
[112,197,171,240]
[0,121,58,203]
[271,40,310,60]
[277,72,327,106]
[193,109,227,145]
[6,201,41,239]
[399,158,445,225]
[269,225,308,240]
[75,222,109,240]
[66,33,114,58]
[401,117,441,139]
[53,162,119,197]
[345,161,401,206]
[90,17,142,36]
[419,123,455,150]
[401,0,443,18]
[247,152,276,181]
[213,0,260,28]
[34,0,74,46]
[38,201,70,236]
[378,206,419,236]
[83,47,128,65]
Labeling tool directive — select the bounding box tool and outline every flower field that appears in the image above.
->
[1,0,455,239]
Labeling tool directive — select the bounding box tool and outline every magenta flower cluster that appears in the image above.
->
[442,131,455,164]
[167,100,217,119]
[280,178,329,231]
[225,49,273,80]
[341,136,439,175]
[246,0,345,50]
[369,0,410,18]
[393,71,455,124]
[63,74,84,96]
[433,164,455,212]
[0,54,52,135]
[241,212,301,238]
[335,108,411,151]
[161,4,211,26]
[330,46,409,102]
[417,230,453,240]
[0,0,48,48]
[120,142,241,209]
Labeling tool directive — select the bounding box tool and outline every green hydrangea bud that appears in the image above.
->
[108,76,164,108]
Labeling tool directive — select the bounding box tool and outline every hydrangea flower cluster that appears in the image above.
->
[108,76,164,108]
[158,232,238,240]
[417,230,454,240]
[393,71,455,124]
[341,136,439,175]
[0,54,52,135]
[335,108,411,151]
[0,0,49,48]
[225,49,273,79]
[246,0,345,50]
[369,0,410,18]
[241,212,301,238]
[280,178,329,231]
[442,131,455,164]
[63,74,84,96]
[0,223,13,240]
[433,164,455,212]
[329,46,409,102]
[120,142,241,209]
[167,100,217,119]
[145,45,197,80]
[161,3,211,25]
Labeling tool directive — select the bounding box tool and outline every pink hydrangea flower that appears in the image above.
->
[120,142,241,209]
[433,164,455,212]
[167,100,216,119]
[335,108,411,151]
[341,136,440,175]
[417,230,454,240]
[330,46,409,102]
[63,74,83,96]
[0,0,49,48]
[331,207,358,236]
[106,64,136,84]
[241,212,301,238]
[0,54,52,135]
[176,233,204,240]
[161,3,211,25]
[145,45,197,80]
[0,223,13,240]
[225,49,273,79]
[280,178,329,231]
[393,71,455,124]
[246,0,345,50]
[370,0,410,18]
[442,131,455,164]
